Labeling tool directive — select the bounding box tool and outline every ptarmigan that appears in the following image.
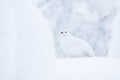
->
[60,30,95,58]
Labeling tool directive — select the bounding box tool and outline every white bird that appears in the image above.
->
[60,30,95,58]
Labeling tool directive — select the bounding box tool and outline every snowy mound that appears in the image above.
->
[56,57,120,80]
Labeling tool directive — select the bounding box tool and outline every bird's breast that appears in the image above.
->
[60,37,83,53]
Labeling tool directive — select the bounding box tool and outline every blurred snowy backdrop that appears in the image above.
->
[33,0,120,58]
[0,0,56,79]
[1,0,120,80]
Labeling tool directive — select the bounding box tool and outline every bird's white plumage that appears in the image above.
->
[60,30,95,58]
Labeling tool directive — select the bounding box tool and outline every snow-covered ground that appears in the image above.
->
[56,57,120,80]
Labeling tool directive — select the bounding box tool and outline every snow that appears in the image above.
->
[108,5,120,58]
[0,0,55,80]
[0,0,120,80]
[56,57,120,80]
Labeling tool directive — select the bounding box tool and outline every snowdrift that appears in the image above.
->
[56,57,120,80]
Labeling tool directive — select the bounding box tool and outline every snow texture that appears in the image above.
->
[36,0,118,58]
[0,0,55,80]
[56,57,120,80]
[108,2,120,58]
[0,0,120,80]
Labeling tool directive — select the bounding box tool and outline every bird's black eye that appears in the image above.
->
[65,31,67,33]
[61,32,63,34]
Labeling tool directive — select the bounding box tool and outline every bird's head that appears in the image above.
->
[60,30,71,37]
